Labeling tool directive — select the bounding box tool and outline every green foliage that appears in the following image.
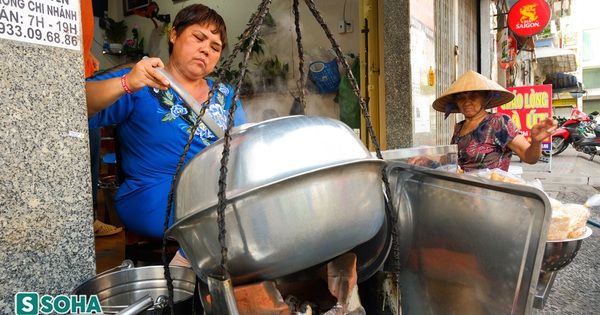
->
[537,27,552,39]
[335,55,361,129]
[101,17,127,44]
[235,12,273,58]
[210,60,254,95]
[122,26,145,60]
[213,60,242,83]
[255,55,289,92]
[262,12,276,28]
[237,35,265,57]
[257,55,289,80]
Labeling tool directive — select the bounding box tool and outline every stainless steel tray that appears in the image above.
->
[387,162,551,315]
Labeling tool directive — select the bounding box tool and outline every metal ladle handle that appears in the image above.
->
[154,67,225,139]
[94,295,168,314]
[115,295,154,315]
[94,259,135,278]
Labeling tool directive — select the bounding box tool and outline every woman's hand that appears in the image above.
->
[509,117,558,164]
[530,117,558,142]
[406,156,433,167]
[86,57,171,117]
[89,52,100,73]
[124,57,170,92]
[406,156,443,168]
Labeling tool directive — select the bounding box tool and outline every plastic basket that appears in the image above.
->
[309,59,341,93]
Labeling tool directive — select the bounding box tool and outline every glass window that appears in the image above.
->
[582,28,600,62]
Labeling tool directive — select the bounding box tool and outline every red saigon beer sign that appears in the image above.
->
[507,0,551,37]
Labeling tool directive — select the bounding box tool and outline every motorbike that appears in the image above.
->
[542,109,600,160]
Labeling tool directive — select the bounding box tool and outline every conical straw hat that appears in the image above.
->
[432,70,515,113]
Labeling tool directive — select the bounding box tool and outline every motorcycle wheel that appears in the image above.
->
[541,136,568,156]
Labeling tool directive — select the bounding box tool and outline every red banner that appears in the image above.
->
[499,34,517,69]
[497,85,553,150]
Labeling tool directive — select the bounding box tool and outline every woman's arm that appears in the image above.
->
[86,78,127,117]
[508,117,557,164]
[508,134,542,164]
[85,57,170,118]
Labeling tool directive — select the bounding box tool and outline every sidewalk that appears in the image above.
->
[513,147,600,314]
[511,147,600,192]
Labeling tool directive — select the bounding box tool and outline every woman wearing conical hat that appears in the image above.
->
[432,70,557,172]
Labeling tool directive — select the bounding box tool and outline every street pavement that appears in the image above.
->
[510,147,600,315]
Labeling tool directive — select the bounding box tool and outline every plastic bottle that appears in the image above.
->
[103,37,110,53]
[428,66,435,86]
[311,46,335,62]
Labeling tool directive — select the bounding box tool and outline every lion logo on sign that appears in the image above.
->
[520,4,538,23]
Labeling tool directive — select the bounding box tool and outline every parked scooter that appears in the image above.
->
[587,111,599,134]
[542,109,600,160]
[554,116,568,127]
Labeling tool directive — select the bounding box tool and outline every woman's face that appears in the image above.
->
[455,91,487,117]
[169,23,223,79]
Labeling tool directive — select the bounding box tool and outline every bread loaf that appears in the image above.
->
[489,171,525,184]
[562,204,590,238]
[547,202,590,241]
[547,209,571,240]
[568,227,587,239]
[549,197,563,211]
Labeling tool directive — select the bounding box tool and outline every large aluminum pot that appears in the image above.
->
[166,115,386,285]
[72,263,199,314]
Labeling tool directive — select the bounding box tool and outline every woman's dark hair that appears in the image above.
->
[168,4,228,55]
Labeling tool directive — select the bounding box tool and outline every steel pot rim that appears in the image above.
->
[72,265,197,313]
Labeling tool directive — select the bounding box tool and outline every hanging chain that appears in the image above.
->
[161,1,272,312]
[293,0,307,114]
[216,0,273,278]
[303,0,401,287]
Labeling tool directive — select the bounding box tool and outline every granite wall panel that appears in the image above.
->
[0,39,95,313]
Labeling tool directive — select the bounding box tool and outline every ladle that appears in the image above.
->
[115,295,153,315]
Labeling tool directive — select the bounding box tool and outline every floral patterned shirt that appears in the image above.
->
[451,112,520,172]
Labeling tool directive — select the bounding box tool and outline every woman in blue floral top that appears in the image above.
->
[86,4,246,265]
[432,70,556,173]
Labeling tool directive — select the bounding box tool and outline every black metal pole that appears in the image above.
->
[362,18,370,147]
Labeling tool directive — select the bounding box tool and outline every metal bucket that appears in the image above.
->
[73,263,199,314]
